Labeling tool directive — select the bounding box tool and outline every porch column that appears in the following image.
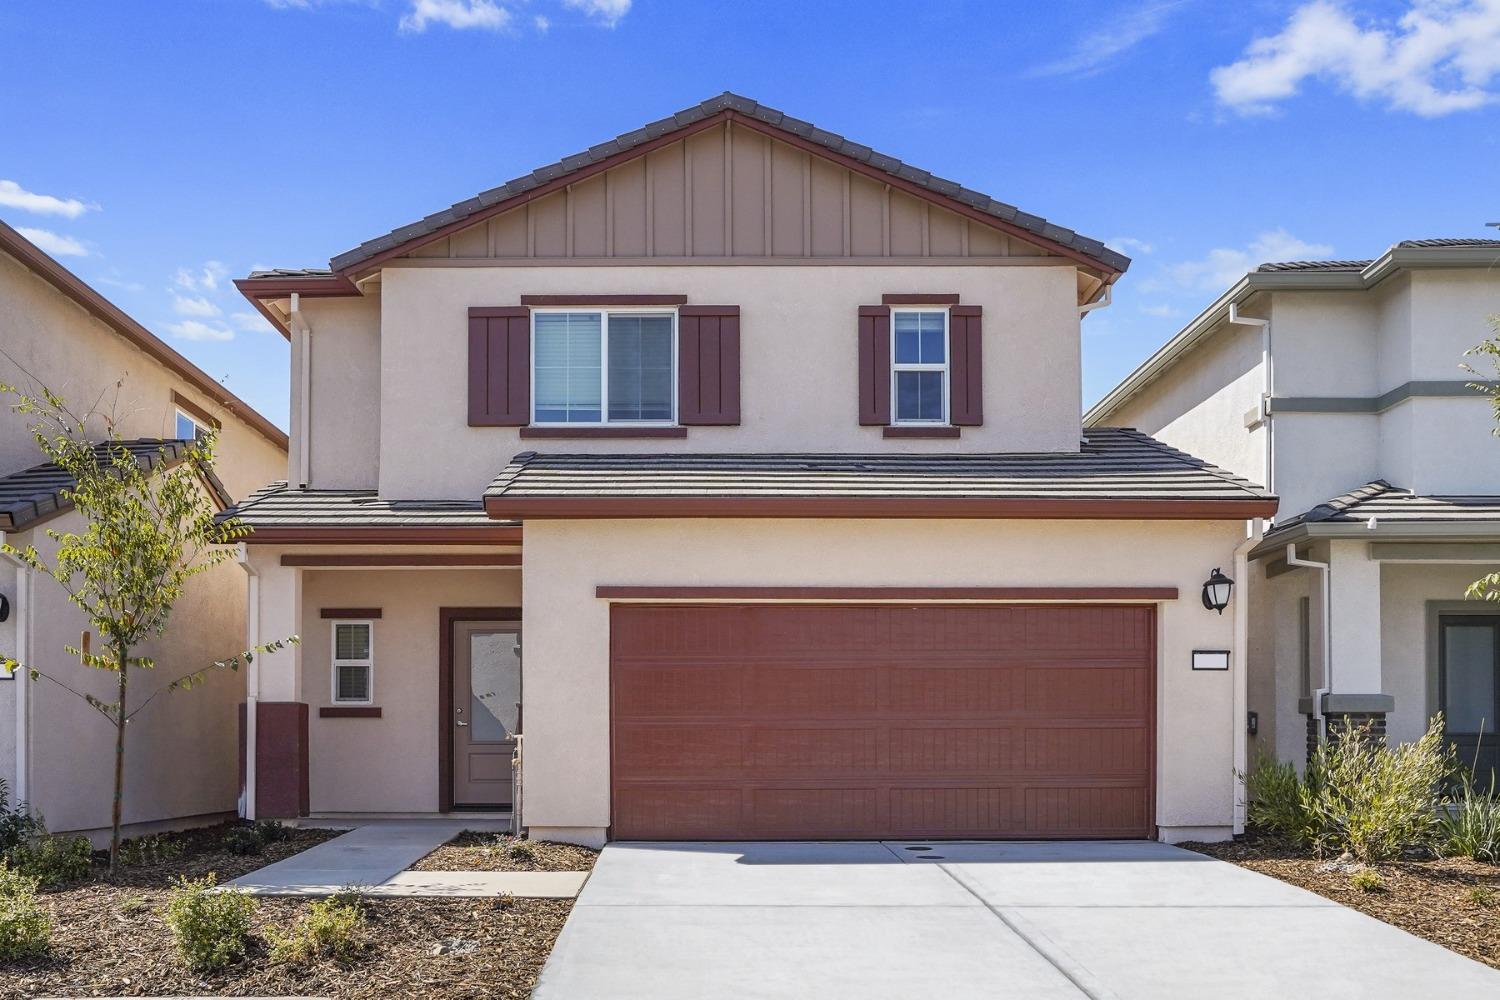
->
[1305,540,1393,754]
[242,554,308,819]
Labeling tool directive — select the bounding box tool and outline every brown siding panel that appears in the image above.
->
[949,304,983,426]
[678,306,741,425]
[468,307,530,426]
[858,305,891,425]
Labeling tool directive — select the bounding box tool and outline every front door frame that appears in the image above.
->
[439,606,522,813]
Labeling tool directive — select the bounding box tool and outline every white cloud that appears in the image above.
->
[1107,236,1155,256]
[1166,229,1334,290]
[534,14,550,32]
[563,0,630,27]
[165,320,234,342]
[1030,1,1185,78]
[0,180,94,219]
[172,294,221,318]
[1140,303,1182,318]
[400,0,512,32]
[1212,0,1500,117]
[231,311,271,333]
[16,227,88,257]
[174,261,229,292]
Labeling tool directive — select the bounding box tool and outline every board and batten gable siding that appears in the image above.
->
[395,123,1047,265]
[377,264,1082,500]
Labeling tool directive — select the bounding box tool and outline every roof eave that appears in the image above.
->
[233,274,363,342]
[482,495,1278,520]
[1252,518,1500,559]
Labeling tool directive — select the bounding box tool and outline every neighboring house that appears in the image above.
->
[0,220,288,842]
[1088,239,1500,779]
[229,93,1274,848]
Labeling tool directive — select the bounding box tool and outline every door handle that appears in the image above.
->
[455,720,469,727]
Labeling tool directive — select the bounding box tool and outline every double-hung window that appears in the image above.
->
[331,620,374,704]
[891,309,948,424]
[532,310,676,425]
[175,408,209,442]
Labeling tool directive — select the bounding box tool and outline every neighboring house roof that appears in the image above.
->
[481,427,1276,519]
[1253,479,1500,556]
[226,481,520,543]
[0,220,288,451]
[0,439,230,532]
[1086,237,1500,427]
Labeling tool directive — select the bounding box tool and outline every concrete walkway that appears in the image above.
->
[533,840,1500,1000]
[225,820,583,898]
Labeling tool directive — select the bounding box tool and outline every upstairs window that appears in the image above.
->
[891,310,948,424]
[175,408,210,442]
[332,621,374,704]
[532,310,675,424]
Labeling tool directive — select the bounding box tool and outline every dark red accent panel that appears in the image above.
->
[949,304,983,427]
[468,306,530,426]
[858,305,891,426]
[246,701,309,819]
[678,306,741,425]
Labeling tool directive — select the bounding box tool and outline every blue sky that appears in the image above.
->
[2,0,1497,430]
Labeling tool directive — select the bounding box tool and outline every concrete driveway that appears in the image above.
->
[533,840,1500,1000]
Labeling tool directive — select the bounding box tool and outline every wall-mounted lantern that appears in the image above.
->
[0,592,8,623]
[1201,568,1234,615]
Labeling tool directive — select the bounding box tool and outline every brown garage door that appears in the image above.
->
[610,603,1155,840]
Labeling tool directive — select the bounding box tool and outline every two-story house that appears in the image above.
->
[1088,239,1500,780]
[230,94,1275,847]
[0,219,288,842]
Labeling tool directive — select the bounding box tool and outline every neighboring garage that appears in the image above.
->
[609,602,1155,840]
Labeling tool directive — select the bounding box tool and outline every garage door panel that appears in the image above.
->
[611,604,1154,840]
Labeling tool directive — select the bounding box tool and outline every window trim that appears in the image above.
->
[330,619,375,706]
[529,306,679,427]
[889,307,950,425]
[174,407,210,442]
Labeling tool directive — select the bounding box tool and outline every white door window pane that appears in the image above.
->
[534,312,603,422]
[896,370,944,421]
[607,315,673,421]
[336,663,370,702]
[335,623,370,660]
[469,631,520,743]
[1446,624,1496,733]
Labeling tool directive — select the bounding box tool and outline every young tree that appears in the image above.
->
[0,380,296,869]
[1465,314,1500,602]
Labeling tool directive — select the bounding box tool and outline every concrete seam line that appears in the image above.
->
[939,864,1121,1000]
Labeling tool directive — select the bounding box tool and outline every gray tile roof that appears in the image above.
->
[246,267,334,279]
[327,93,1130,275]
[1277,480,1500,528]
[0,440,224,532]
[483,428,1271,504]
[225,481,516,530]
[1257,239,1500,273]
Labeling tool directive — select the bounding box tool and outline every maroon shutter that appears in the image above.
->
[678,306,741,425]
[858,305,891,425]
[948,304,983,426]
[468,307,530,426]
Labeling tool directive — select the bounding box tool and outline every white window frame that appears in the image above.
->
[331,620,375,705]
[174,407,210,442]
[889,308,950,425]
[529,307,678,427]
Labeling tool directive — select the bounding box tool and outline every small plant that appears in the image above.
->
[492,891,515,911]
[0,863,51,961]
[1243,752,1316,844]
[118,833,183,867]
[1439,768,1500,864]
[508,841,538,863]
[0,780,43,861]
[254,819,291,844]
[267,896,365,965]
[1349,868,1385,892]
[222,826,264,857]
[165,874,254,972]
[1468,886,1496,907]
[119,894,150,916]
[9,833,94,887]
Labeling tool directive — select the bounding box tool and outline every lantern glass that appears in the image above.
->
[1202,568,1234,613]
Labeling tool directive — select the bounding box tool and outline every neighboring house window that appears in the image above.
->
[332,621,374,704]
[891,309,948,424]
[532,310,675,424]
[175,408,209,441]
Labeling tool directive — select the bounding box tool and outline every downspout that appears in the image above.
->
[1078,282,1112,318]
[0,533,31,804]
[1232,518,1262,835]
[1228,301,1273,496]
[236,543,259,821]
[1286,543,1332,744]
[291,293,311,489]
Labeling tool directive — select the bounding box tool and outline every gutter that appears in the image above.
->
[0,533,32,804]
[236,542,258,821]
[1285,543,1332,744]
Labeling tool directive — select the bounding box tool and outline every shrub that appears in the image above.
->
[118,833,183,867]
[165,875,255,972]
[1302,715,1452,863]
[10,833,94,887]
[254,819,291,844]
[0,863,50,961]
[508,841,538,863]
[1439,769,1500,864]
[1244,753,1316,843]
[1349,868,1385,892]
[0,781,43,860]
[267,896,365,965]
[222,826,264,856]
[1468,886,1496,907]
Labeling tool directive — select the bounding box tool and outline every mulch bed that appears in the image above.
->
[3,822,576,1000]
[1184,834,1500,970]
[411,831,600,873]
